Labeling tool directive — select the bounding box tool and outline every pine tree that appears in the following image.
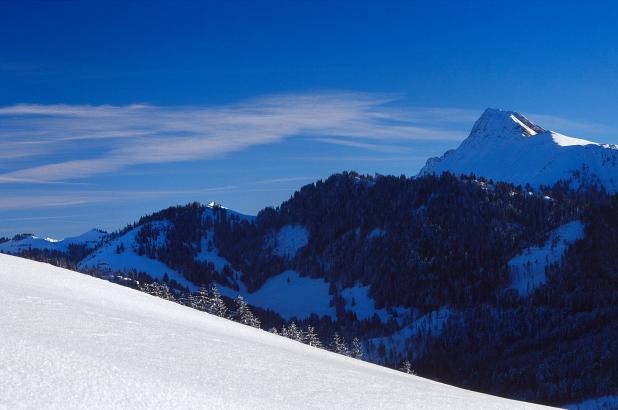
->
[305,326,323,348]
[193,286,211,311]
[399,360,415,375]
[351,337,363,360]
[145,282,175,302]
[331,333,349,356]
[234,295,260,328]
[208,285,228,318]
[250,314,261,329]
[286,322,303,342]
[179,292,195,307]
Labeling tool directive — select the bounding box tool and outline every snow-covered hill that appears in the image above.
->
[0,229,107,254]
[420,108,618,191]
[0,254,554,409]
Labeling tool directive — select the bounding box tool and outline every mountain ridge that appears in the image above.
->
[420,108,618,192]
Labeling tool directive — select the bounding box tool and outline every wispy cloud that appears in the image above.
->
[254,176,318,185]
[313,137,411,153]
[3,93,614,185]
[0,92,473,183]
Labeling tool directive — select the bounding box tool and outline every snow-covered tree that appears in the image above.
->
[399,360,415,375]
[159,284,176,302]
[179,292,196,308]
[305,326,323,348]
[285,322,303,342]
[208,285,228,318]
[331,333,349,356]
[234,295,260,328]
[140,282,176,302]
[351,337,364,360]
[192,286,211,311]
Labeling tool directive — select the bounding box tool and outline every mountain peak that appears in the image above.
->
[469,108,545,141]
[419,108,618,192]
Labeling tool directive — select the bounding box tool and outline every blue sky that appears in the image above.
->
[1,0,618,237]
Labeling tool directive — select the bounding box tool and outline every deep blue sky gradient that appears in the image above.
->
[1,0,618,237]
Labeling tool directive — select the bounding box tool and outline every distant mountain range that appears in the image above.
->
[0,229,107,254]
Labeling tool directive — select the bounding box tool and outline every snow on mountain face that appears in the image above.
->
[271,224,309,258]
[0,229,107,254]
[243,270,335,320]
[79,221,198,291]
[509,220,585,296]
[0,254,555,409]
[420,108,618,191]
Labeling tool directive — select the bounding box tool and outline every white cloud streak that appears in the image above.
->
[313,137,411,153]
[0,92,473,183]
[1,92,613,185]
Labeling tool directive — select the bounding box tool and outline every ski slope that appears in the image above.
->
[0,254,555,409]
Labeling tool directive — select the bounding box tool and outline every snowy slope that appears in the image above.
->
[566,394,618,410]
[0,254,555,409]
[0,229,107,254]
[509,220,585,296]
[272,224,309,258]
[368,306,455,360]
[242,270,335,320]
[420,108,618,191]
[341,284,390,322]
[78,221,197,291]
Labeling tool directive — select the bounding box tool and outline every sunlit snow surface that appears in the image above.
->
[78,221,198,291]
[0,254,555,409]
[420,108,618,192]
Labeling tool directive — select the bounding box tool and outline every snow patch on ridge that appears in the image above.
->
[244,270,335,320]
[551,131,597,147]
[79,221,197,291]
[368,307,455,360]
[509,220,585,296]
[195,230,232,272]
[272,224,309,258]
[341,284,390,322]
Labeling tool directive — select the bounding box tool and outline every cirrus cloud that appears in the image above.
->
[0,92,475,183]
